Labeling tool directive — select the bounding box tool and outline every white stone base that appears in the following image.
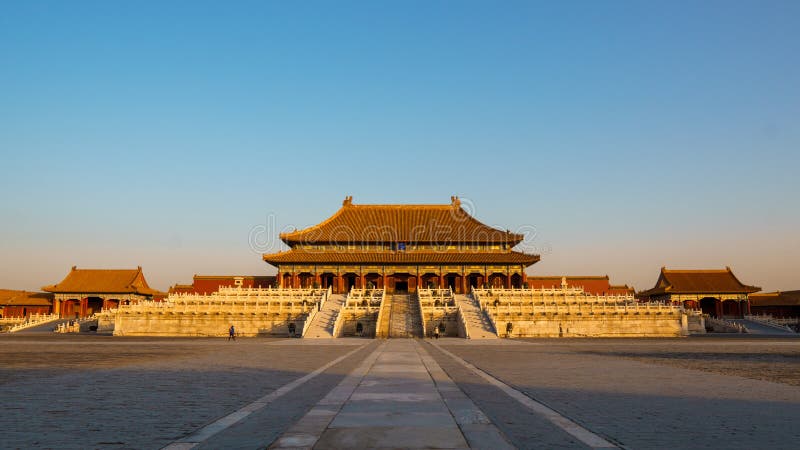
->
[497,314,687,338]
[113,312,310,337]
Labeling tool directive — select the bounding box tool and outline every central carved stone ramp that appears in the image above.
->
[455,294,498,339]
[389,294,423,338]
[304,294,346,338]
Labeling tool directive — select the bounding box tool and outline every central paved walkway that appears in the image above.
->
[272,340,511,449]
[5,336,800,449]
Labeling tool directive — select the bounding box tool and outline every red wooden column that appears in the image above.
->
[276,271,282,288]
[521,269,528,288]
[80,297,88,318]
[292,273,299,288]
[715,299,723,317]
[314,272,321,288]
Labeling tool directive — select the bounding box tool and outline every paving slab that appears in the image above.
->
[269,340,510,449]
[8,334,798,449]
[314,426,469,449]
[438,339,800,449]
[0,336,366,450]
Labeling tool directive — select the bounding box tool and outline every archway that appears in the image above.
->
[392,273,410,293]
[510,273,523,288]
[343,274,357,292]
[467,273,483,290]
[87,297,103,316]
[722,300,742,318]
[365,273,382,289]
[445,274,461,293]
[298,273,313,288]
[700,297,719,317]
[320,273,335,290]
[421,273,439,290]
[63,299,79,318]
[489,273,507,288]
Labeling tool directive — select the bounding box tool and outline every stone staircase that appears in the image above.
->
[730,319,797,335]
[388,294,423,338]
[455,294,498,339]
[6,315,63,333]
[303,294,346,338]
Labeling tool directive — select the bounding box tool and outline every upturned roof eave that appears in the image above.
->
[278,199,525,245]
[262,250,540,265]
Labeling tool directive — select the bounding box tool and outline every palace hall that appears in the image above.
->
[262,196,540,294]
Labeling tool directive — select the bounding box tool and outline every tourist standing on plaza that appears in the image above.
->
[228,325,236,341]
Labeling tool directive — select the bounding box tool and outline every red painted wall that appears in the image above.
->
[526,277,613,296]
[1,305,51,318]
[185,276,277,295]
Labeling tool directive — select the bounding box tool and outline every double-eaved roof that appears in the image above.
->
[264,197,539,267]
[42,266,162,296]
[279,196,524,245]
[263,249,538,265]
[640,267,760,297]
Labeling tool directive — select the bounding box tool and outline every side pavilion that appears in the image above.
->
[43,266,162,318]
[639,267,760,317]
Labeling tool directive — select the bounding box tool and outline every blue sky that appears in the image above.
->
[1,1,798,291]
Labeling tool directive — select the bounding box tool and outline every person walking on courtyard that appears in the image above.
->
[434,326,440,340]
[228,325,236,341]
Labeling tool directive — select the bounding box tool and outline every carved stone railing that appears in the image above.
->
[117,287,328,316]
[472,287,681,317]
[301,306,319,337]
[54,315,100,333]
[744,314,796,332]
[331,307,345,338]
[7,314,60,333]
[705,316,747,333]
[456,305,470,339]
[345,288,384,308]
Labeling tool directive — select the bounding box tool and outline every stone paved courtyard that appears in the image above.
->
[2,335,800,449]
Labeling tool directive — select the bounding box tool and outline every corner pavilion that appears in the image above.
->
[638,267,760,317]
[43,266,161,318]
[262,197,540,294]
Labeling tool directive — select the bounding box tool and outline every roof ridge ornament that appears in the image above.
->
[450,196,461,208]
[343,195,353,206]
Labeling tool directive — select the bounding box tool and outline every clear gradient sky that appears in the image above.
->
[1,1,798,292]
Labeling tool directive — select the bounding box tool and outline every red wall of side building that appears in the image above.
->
[526,277,632,296]
[1,305,51,318]
[175,276,277,295]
